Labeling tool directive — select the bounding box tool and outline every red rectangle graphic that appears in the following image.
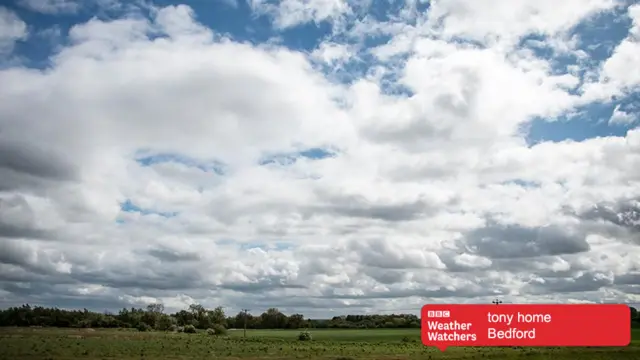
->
[421,304,630,351]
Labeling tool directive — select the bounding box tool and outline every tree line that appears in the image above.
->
[0,304,420,330]
[2,304,636,330]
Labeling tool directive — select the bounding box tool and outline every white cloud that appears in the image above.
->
[249,0,352,29]
[609,104,636,125]
[311,41,352,66]
[425,0,618,47]
[582,4,640,101]
[17,0,81,14]
[1,1,640,316]
[0,7,27,56]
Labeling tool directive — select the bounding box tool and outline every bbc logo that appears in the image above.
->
[427,310,450,318]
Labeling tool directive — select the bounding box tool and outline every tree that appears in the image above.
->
[156,314,176,331]
[260,308,287,329]
[147,303,164,314]
[189,304,205,318]
[208,306,226,327]
[287,314,306,329]
[189,304,207,328]
[631,306,638,321]
[144,303,165,328]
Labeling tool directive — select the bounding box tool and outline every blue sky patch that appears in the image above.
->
[240,241,294,251]
[216,239,294,251]
[573,3,633,63]
[259,147,335,166]
[135,151,226,175]
[524,95,638,145]
[120,199,178,218]
[501,180,541,188]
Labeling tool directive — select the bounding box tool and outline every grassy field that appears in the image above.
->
[0,327,639,360]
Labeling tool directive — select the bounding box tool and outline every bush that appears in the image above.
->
[136,323,152,332]
[183,324,197,334]
[156,315,177,331]
[168,325,178,332]
[298,331,312,341]
[176,326,184,333]
[212,324,227,335]
[206,324,227,335]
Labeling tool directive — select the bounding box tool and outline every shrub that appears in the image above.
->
[136,323,152,332]
[298,331,312,341]
[176,326,184,333]
[156,315,177,331]
[206,328,215,335]
[212,324,227,335]
[183,324,197,334]
[168,325,178,332]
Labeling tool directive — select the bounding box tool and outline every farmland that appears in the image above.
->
[1,327,639,360]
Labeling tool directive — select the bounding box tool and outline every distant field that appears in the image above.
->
[0,327,639,360]
[227,327,421,341]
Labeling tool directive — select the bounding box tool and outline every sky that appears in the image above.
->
[0,0,639,318]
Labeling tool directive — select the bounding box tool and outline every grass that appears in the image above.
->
[0,327,639,360]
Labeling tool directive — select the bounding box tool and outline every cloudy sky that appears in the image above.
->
[0,0,639,318]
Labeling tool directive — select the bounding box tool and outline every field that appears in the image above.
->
[1,327,639,360]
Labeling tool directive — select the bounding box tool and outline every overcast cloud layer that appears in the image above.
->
[0,0,639,317]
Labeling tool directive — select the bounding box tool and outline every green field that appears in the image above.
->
[1,327,639,360]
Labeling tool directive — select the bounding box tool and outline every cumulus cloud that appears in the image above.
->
[609,104,636,125]
[17,0,81,14]
[1,0,640,317]
[249,0,352,29]
[0,7,27,56]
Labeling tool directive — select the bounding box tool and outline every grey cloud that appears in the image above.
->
[0,239,64,274]
[310,191,441,222]
[0,195,52,239]
[614,272,640,285]
[219,282,307,293]
[523,272,614,295]
[362,268,411,285]
[0,140,77,182]
[0,282,154,312]
[72,266,206,292]
[317,284,502,300]
[461,223,590,259]
[0,240,34,268]
[348,238,445,269]
[146,247,201,262]
[0,223,49,239]
[570,199,640,244]
[578,201,640,232]
[361,121,454,152]
[614,285,640,295]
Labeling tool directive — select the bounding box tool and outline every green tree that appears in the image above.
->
[189,304,207,328]
[156,314,176,331]
[260,308,287,329]
[208,306,226,327]
[287,314,306,329]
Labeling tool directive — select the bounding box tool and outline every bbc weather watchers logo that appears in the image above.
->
[427,310,450,318]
